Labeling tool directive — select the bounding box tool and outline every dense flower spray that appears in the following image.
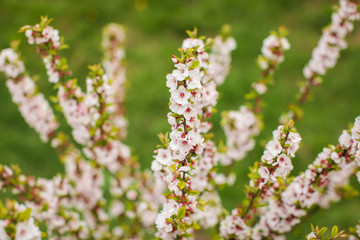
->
[102,23,128,139]
[0,48,58,142]
[282,0,360,122]
[153,29,211,239]
[219,120,301,240]
[0,0,360,239]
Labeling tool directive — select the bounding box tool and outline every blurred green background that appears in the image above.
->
[1,0,360,238]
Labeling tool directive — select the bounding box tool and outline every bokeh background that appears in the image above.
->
[1,0,360,238]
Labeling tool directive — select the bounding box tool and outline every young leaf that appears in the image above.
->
[331,225,338,238]
[177,206,186,219]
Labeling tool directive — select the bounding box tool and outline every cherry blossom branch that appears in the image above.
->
[251,116,360,239]
[18,17,156,239]
[153,29,211,239]
[219,120,301,239]
[0,161,94,239]
[102,23,128,139]
[0,48,58,142]
[281,0,360,122]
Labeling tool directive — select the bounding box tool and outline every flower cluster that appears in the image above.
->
[219,121,301,240]
[219,209,251,240]
[23,17,65,83]
[282,0,360,122]
[205,28,236,86]
[0,48,58,142]
[0,201,42,240]
[258,30,290,70]
[154,34,209,239]
[303,0,360,79]
[256,120,301,189]
[102,23,127,139]
[253,28,290,98]
[57,66,116,148]
[253,117,360,239]
[222,106,259,162]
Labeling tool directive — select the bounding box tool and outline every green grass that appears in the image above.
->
[1,0,360,238]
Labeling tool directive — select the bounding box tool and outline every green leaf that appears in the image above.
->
[245,91,256,100]
[59,44,69,50]
[49,95,58,103]
[318,227,327,237]
[16,208,32,222]
[177,206,186,219]
[178,222,187,232]
[192,222,200,230]
[48,49,58,56]
[188,190,200,195]
[310,223,315,232]
[5,224,16,235]
[165,218,173,223]
[182,233,193,237]
[331,225,338,238]
[178,181,186,190]
[40,203,49,212]
[189,60,199,70]
[18,25,31,33]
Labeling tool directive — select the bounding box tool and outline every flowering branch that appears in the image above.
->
[102,23,128,139]
[154,29,211,239]
[252,116,360,239]
[0,48,58,142]
[219,120,301,239]
[282,0,360,122]
[0,1,360,238]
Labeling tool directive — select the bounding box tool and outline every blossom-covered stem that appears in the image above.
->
[221,28,290,163]
[219,121,301,239]
[21,18,130,172]
[0,161,95,239]
[252,116,360,239]
[153,30,211,239]
[0,47,59,142]
[19,16,71,84]
[246,120,300,210]
[282,0,360,122]
[102,23,128,139]
[19,18,153,239]
[188,27,238,228]
[0,45,116,238]
[0,45,97,166]
[246,27,290,114]
[152,28,235,234]
[21,18,166,239]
